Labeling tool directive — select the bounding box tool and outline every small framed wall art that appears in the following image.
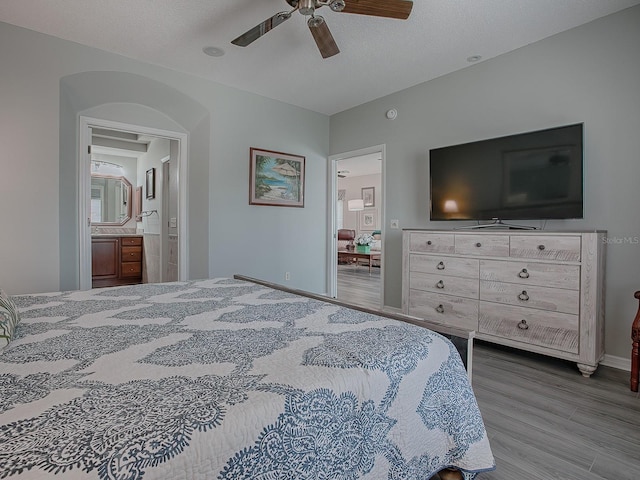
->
[362,186,375,207]
[359,209,378,230]
[146,168,156,200]
[249,148,305,207]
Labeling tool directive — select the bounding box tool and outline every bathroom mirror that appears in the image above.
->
[90,173,132,225]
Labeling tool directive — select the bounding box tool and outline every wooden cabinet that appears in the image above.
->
[92,236,143,288]
[403,230,606,377]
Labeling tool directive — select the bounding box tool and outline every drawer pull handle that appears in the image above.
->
[538,244,546,251]
[437,261,445,270]
[435,304,445,314]
[517,319,529,330]
[518,268,529,279]
[427,240,432,246]
[436,280,445,289]
[518,290,530,301]
[475,242,482,248]
[130,253,135,256]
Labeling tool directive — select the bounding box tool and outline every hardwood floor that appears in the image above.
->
[336,263,381,310]
[336,264,640,479]
[471,342,640,479]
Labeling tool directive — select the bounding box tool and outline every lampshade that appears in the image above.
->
[443,199,459,213]
[348,199,365,211]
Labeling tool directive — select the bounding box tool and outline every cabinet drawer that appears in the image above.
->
[409,290,478,331]
[120,262,142,277]
[455,234,509,257]
[121,246,142,262]
[509,235,581,261]
[409,232,454,254]
[480,259,580,290]
[409,254,479,278]
[410,272,479,298]
[480,280,579,314]
[121,236,143,246]
[479,303,578,353]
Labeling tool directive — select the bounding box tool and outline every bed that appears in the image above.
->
[0,277,494,479]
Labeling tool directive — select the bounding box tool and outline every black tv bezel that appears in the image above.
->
[428,123,584,223]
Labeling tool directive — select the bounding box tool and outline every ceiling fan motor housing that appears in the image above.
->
[298,0,316,15]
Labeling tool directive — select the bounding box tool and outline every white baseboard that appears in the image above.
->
[601,354,631,372]
[381,305,402,315]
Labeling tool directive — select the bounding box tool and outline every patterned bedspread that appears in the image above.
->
[0,278,494,479]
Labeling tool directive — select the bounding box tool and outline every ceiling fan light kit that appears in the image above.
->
[231,0,413,59]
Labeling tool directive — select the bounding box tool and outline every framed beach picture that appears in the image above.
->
[249,148,305,207]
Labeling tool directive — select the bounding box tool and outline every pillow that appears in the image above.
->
[0,288,20,350]
[370,239,382,251]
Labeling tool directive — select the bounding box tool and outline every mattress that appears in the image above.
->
[0,278,494,479]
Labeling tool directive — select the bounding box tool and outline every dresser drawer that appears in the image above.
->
[480,259,580,290]
[509,235,581,261]
[408,232,455,254]
[455,234,509,257]
[120,262,142,277]
[410,272,479,298]
[121,236,143,246]
[409,254,479,278]
[480,280,579,314]
[121,246,142,262]
[479,303,579,353]
[408,290,478,331]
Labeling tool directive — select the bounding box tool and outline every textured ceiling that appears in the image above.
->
[1,0,638,115]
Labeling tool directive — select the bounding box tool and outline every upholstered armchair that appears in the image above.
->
[337,229,355,250]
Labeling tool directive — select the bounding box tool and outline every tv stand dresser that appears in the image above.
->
[402,229,606,377]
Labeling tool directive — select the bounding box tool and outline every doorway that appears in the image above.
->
[78,117,188,290]
[328,145,385,309]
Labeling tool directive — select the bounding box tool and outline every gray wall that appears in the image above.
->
[0,21,329,296]
[330,6,640,359]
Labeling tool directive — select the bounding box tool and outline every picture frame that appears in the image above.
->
[135,186,143,221]
[362,186,375,207]
[359,208,378,230]
[146,168,155,200]
[249,148,305,207]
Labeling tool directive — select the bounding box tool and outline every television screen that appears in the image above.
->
[429,123,583,221]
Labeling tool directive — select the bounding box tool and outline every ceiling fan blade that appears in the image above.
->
[231,11,292,47]
[340,0,413,20]
[308,17,340,59]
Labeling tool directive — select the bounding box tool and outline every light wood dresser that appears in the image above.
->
[402,229,606,377]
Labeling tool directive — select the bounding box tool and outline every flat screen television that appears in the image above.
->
[429,123,583,223]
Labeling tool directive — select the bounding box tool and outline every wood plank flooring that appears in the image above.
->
[336,263,381,310]
[336,265,640,479]
[471,342,640,479]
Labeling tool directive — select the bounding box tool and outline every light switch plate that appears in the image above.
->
[390,219,399,229]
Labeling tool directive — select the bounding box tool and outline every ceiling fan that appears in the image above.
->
[231,0,413,59]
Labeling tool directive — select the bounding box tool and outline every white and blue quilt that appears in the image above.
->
[0,278,494,479]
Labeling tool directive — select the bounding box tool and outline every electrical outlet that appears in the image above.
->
[390,219,399,229]
[285,272,290,281]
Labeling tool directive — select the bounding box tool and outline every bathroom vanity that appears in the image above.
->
[91,235,143,288]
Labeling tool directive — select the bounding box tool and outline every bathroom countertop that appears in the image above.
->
[91,233,142,237]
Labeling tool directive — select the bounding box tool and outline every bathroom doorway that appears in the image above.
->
[78,117,188,290]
